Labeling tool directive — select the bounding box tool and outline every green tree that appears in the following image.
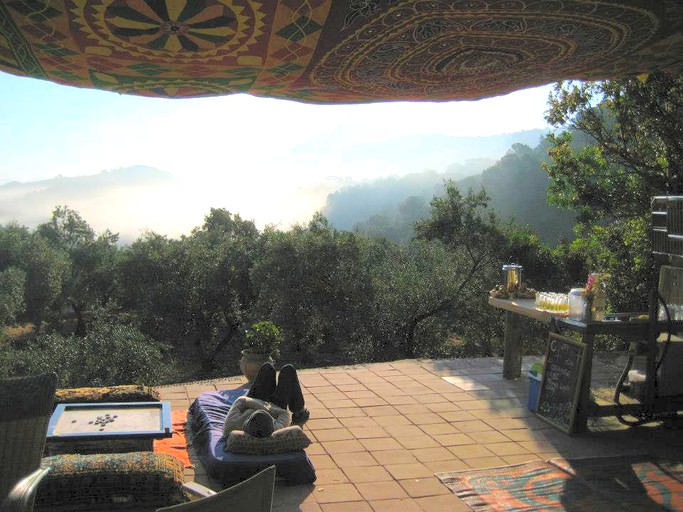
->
[409,185,506,357]
[24,235,69,329]
[183,209,262,371]
[369,239,466,359]
[0,222,33,326]
[544,72,683,310]
[0,267,26,326]
[409,185,562,358]
[500,224,563,291]
[0,222,32,271]
[252,214,375,363]
[37,206,120,334]
[117,231,182,326]
[37,206,96,249]
[118,209,262,375]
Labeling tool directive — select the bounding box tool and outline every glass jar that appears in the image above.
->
[568,288,585,321]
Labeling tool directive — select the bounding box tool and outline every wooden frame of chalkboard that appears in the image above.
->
[536,333,587,434]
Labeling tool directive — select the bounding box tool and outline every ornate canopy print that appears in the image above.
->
[0,0,681,102]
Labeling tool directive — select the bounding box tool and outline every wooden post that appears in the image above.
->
[503,310,523,379]
[573,331,594,434]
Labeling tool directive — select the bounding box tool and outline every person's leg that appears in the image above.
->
[273,364,309,425]
[247,362,277,402]
[272,365,305,410]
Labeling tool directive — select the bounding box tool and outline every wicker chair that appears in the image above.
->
[156,466,275,512]
[0,373,58,512]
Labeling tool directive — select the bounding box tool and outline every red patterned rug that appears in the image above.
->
[437,455,683,511]
[153,409,192,469]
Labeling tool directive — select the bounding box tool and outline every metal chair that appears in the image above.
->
[156,466,276,512]
[0,373,58,512]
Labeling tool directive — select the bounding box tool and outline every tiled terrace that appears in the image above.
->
[157,356,683,511]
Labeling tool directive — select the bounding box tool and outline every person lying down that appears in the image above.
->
[223,362,310,438]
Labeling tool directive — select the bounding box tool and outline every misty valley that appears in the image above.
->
[1,71,679,387]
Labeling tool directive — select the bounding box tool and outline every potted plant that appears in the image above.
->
[239,321,282,382]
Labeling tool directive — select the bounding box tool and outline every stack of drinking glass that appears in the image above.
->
[535,292,569,316]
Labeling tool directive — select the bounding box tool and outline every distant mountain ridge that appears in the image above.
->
[0,165,171,192]
[0,166,174,235]
[322,129,549,231]
[323,159,496,230]
[456,142,576,243]
[324,139,577,245]
[314,129,547,180]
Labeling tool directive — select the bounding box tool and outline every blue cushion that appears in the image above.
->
[188,389,316,485]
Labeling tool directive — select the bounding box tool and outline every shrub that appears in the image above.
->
[0,267,26,326]
[0,318,171,387]
[243,321,282,360]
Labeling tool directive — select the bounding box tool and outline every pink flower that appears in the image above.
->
[584,274,596,294]
[583,273,609,298]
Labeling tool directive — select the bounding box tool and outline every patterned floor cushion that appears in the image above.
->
[55,385,160,407]
[35,452,186,511]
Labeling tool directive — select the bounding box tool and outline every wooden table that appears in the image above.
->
[489,296,683,433]
[488,297,552,379]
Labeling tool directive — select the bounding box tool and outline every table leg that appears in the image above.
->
[574,332,594,433]
[503,311,523,380]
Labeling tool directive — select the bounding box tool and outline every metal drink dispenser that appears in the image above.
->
[502,264,522,291]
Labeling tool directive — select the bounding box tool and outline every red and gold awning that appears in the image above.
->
[0,0,681,102]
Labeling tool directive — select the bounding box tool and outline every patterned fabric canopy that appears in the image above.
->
[0,0,681,103]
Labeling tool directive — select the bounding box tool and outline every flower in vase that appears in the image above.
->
[583,272,609,299]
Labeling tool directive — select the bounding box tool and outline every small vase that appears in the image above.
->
[239,350,272,382]
[591,292,606,322]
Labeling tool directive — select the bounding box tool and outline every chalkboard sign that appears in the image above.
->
[536,333,587,434]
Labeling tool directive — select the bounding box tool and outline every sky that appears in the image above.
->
[0,71,556,239]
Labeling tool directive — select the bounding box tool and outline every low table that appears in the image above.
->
[46,401,172,455]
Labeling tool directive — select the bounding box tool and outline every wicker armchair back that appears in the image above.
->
[156,465,275,512]
[0,373,57,505]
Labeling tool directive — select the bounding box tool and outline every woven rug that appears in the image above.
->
[154,409,192,469]
[437,454,683,511]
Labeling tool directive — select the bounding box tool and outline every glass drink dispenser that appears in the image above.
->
[502,264,522,291]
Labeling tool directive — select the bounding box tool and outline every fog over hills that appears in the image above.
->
[0,165,339,244]
[323,158,496,230]
[0,129,554,244]
[324,138,577,245]
[0,166,176,243]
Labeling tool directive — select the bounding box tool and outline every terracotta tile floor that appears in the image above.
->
[156,356,683,511]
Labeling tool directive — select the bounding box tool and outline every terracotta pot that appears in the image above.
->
[239,350,272,382]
